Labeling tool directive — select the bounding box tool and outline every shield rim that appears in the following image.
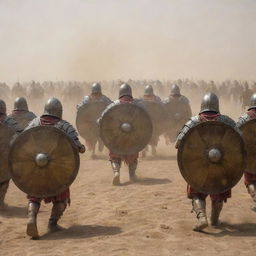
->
[9,126,80,197]
[177,120,246,194]
[99,102,153,155]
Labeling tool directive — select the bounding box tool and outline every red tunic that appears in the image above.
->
[109,96,139,165]
[244,109,256,185]
[27,115,70,204]
[187,112,231,202]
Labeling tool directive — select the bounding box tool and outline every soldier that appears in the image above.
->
[240,82,253,111]
[0,99,21,208]
[141,85,163,157]
[237,93,256,211]
[77,82,112,158]
[9,97,36,130]
[163,84,192,144]
[175,93,238,231]
[25,97,85,239]
[99,84,141,185]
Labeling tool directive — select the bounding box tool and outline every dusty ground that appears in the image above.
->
[1,141,256,256]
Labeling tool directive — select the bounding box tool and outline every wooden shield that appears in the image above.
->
[100,103,153,155]
[9,126,80,197]
[177,121,245,194]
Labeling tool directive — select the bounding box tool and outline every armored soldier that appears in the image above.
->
[237,93,256,211]
[141,85,163,157]
[9,97,36,130]
[0,99,21,208]
[99,84,142,185]
[176,93,238,231]
[163,84,192,144]
[25,98,85,239]
[77,82,112,158]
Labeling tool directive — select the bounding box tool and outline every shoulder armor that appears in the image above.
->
[77,96,90,109]
[179,95,190,104]
[25,117,41,131]
[217,115,241,134]
[4,116,22,133]
[100,95,113,105]
[236,114,251,129]
[55,120,78,139]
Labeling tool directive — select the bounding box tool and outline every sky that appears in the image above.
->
[0,0,256,83]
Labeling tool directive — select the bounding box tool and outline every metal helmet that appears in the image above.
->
[200,92,219,113]
[248,93,256,110]
[144,85,154,96]
[43,97,63,119]
[91,82,102,94]
[14,97,28,111]
[0,99,6,115]
[170,84,181,96]
[119,83,132,98]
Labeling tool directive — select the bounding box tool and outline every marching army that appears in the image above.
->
[1,79,256,240]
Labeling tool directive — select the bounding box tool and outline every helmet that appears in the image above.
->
[248,93,256,110]
[200,92,219,113]
[119,83,132,98]
[170,84,181,96]
[0,99,6,115]
[144,85,154,96]
[43,97,62,119]
[91,82,102,94]
[14,97,28,111]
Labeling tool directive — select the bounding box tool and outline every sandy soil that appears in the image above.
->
[1,140,256,256]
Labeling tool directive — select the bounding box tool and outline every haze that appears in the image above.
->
[0,0,256,83]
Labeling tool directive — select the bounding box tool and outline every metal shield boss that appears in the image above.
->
[99,103,153,155]
[142,101,167,135]
[9,126,80,197]
[177,121,245,194]
[76,101,107,141]
[0,124,15,182]
[240,119,256,174]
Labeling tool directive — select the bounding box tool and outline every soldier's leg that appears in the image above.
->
[128,160,138,182]
[111,160,121,186]
[210,190,230,226]
[27,200,40,239]
[192,197,208,231]
[210,200,223,226]
[98,138,104,153]
[0,180,10,208]
[48,200,68,232]
[187,185,208,231]
[244,172,256,211]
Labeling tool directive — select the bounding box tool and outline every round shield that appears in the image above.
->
[142,101,167,135]
[240,119,256,174]
[9,126,80,197]
[76,101,107,141]
[100,103,153,155]
[177,121,245,194]
[0,124,15,182]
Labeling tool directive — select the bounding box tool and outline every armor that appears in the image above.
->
[0,99,6,114]
[248,93,256,110]
[14,97,28,111]
[99,102,153,155]
[9,126,80,197]
[170,84,181,96]
[91,82,102,94]
[192,198,208,231]
[43,97,62,119]
[144,85,154,96]
[177,121,245,194]
[200,92,219,113]
[119,83,132,98]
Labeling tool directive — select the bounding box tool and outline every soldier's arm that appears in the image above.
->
[236,115,249,129]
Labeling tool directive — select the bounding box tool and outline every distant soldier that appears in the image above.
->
[163,84,192,144]
[12,82,26,99]
[240,82,253,111]
[0,99,21,208]
[77,82,112,158]
[24,98,85,239]
[9,97,36,130]
[141,85,163,157]
[176,93,242,231]
[98,84,152,185]
[237,93,256,211]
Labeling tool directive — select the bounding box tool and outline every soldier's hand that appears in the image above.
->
[79,145,86,153]
[175,140,180,149]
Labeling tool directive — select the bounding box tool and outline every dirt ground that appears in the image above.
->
[1,140,256,256]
